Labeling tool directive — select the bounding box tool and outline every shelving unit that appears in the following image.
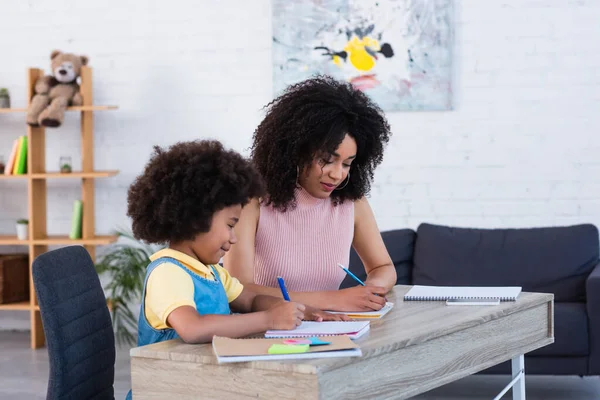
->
[0,66,118,348]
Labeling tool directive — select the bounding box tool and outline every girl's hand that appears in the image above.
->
[331,286,388,312]
[304,305,351,322]
[266,301,305,330]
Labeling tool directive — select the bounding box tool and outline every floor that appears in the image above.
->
[1,331,599,400]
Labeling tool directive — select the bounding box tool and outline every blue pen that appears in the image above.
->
[277,276,291,301]
[338,263,386,300]
[337,263,366,286]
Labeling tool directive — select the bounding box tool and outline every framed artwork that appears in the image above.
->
[272,0,453,111]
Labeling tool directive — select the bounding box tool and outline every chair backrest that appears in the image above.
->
[32,246,115,400]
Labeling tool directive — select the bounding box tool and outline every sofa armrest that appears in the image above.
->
[586,261,600,374]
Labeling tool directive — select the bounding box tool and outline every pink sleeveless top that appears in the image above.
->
[254,187,355,292]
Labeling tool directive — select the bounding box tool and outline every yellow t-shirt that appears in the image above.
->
[144,248,243,330]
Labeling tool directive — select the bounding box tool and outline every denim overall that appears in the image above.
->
[126,256,231,399]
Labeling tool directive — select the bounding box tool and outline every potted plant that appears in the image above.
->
[95,228,158,346]
[0,88,10,108]
[16,219,28,240]
[59,156,72,173]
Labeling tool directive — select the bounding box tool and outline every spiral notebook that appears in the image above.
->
[404,285,522,301]
[265,321,370,340]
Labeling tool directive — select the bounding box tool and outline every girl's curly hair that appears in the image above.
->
[127,140,265,244]
[251,75,391,211]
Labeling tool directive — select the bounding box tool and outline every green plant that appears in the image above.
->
[16,218,28,224]
[60,164,72,173]
[0,88,8,97]
[95,228,158,346]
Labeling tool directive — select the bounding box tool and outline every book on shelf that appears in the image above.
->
[4,138,19,175]
[10,135,27,175]
[69,200,83,239]
[15,135,27,175]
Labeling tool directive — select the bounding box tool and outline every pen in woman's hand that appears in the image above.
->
[338,263,387,300]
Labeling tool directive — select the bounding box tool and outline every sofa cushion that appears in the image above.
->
[412,223,599,302]
[341,229,415,289]
[529,302,589,357]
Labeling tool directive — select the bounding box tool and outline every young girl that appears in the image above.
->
[223,76,397,312]
[127,139,326,349]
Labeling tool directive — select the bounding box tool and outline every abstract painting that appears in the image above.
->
[272,0,453,111]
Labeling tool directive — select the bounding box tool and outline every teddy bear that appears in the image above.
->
[26,50,89,128]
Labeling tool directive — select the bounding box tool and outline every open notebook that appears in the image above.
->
[265,321,370,340]
[327,302,394,319]
[404,285,522,301]
[212,335,361,363]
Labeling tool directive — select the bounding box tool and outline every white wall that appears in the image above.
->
[0,0,599,326]
[1,0,599,238]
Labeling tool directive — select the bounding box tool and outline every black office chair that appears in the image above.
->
[32,245,115,400]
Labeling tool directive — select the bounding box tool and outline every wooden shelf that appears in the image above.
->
[0,301,32,311]
[0,235,118,246]
[0,66,118,348]
[0,235,28,245]
[30,170,119,179]
[0,170,119,180]
[0,174,28,180]
[0,105,118,113]
[32,235,118,245]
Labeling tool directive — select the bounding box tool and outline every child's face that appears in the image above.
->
[192,205,242,265]
[298,133,357,199]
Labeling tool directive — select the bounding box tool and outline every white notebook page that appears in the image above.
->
[265,321,370,338]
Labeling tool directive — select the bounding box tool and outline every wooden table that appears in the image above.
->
[130,285,554,400]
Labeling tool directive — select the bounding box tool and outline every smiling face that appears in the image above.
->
[190,205,242,265]
[298,134,357,199]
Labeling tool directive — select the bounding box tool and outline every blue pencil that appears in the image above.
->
[337,263,366,286]
[277,276,291,301]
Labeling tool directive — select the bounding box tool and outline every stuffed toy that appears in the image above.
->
[26,50,89,128]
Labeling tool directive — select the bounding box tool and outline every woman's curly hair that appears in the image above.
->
[251,75,391,211]
[127,140,265,244]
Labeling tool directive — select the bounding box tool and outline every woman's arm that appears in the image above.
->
[223,198,388,311]
[231,283,349,321]
[352,197,397,291]
[229,285,289,313]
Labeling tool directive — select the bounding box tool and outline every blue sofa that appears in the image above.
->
[342,222,600,376]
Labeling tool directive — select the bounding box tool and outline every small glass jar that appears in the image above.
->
[59,156,72,173]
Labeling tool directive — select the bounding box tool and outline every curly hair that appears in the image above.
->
[251,75,391,211]
[127,140,265,244]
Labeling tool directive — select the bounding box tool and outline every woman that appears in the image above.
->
[223,76,396,312]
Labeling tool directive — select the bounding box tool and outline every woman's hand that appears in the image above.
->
[303,305,351,322]
[331,286,388,312]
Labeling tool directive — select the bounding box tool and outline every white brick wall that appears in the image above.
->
[0,0,598,242]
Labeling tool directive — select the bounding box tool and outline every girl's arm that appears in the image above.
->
[352,197,397,290]
[223,197,388,312]
[166,294,305,344]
